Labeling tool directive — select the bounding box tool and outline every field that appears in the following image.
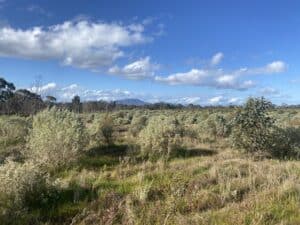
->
[1,102,300,225]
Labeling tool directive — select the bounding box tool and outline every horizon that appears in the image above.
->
[1,0,300,105]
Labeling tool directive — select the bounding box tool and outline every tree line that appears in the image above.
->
[1,77,300,115]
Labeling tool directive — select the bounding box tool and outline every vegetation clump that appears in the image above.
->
[27,107,87,170]
[232,97,300,158]
[138,116,184,160]
[0,160,51,222]
[0,116,30,147]
[89,114,115,146]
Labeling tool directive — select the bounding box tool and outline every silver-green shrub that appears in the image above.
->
[138,116,183,159]
[0,160,50,219]
[129,115,148,137]
[27,107,87,170]
[0,116,30,147]
[89,114,114,146]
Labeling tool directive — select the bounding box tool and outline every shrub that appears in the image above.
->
[270,127,300,159]
[89,114,114,146]
[129,115,148,137]
[27,107,87,170]
[101,116,114,145]
[138,116,184,159]
[199,113,232,139]
[0,160,51,221]
[0,116,30,147]
[231,97,275,154]
[0,116,31,162]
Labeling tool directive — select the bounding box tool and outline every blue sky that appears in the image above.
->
[1,0,300,105]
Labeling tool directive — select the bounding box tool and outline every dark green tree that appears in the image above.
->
[0,77,15,102]
[72,95,82,113]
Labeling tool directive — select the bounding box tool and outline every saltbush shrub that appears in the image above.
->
[0,116,30,147]
[27,107,87,170]
[0,160,51,221]
[129,115,148,137]
[89,114,114,146]
[197,112,232,144]
[138,116,184,159]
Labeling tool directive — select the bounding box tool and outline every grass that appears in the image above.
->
[42,147,298,225]
[1,108,300,225]
[2,144,300,225]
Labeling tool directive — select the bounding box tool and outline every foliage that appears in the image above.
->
[269,127,300,159]
[138,116,184,159]
[129,114,148,137]
[0,116,31,163]
[231,97,275,154]
[0,160,51,221]
[26,107,87,170]
[0,116,30,148]
[199,113,232,140]
[72,95,82,113]
[89,114,115,146]
[0,77,15,102]
[0,106,300,224]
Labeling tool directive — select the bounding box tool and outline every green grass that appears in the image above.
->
[1,109,300,225]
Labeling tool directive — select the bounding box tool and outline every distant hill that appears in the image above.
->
[115,98,148,106]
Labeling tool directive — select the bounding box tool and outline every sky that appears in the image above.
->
[0,0,300,105]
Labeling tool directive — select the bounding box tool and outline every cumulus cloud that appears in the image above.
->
[228,97,240,104]
[263,61,287,73]
[259,87,279,95]
[29,82,57,95]
[108,57,159,79]
[209,96,224,104]
[210,52,224,66]
[29,82,142,102]
[155,68,255,90]
[0,20,149,69]
[154,60,286,90]
[240,61,287,75]
[208,96,243,105]
[28,82,246,106]
[168,96,202,105]
[160,95,244,106]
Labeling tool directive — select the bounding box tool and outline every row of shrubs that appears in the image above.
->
[0,98,300,222]
[1,98,300,165]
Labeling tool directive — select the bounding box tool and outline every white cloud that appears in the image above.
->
[0,20,149,69]
[29,82,142,102]
[259,87,279,95]
[29,82,57,95]
[108,57,159,79]
[264,61,287,73]
[242,61,287,75]
[155,69,209,85]
[155,68,255,90]
[28,82,246,106]
[228,97,240,104]
[208,96,244,105]
[210,52,224,66]
[154,60,286,90]
[209,96,224,104]
[168,96,202,105]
